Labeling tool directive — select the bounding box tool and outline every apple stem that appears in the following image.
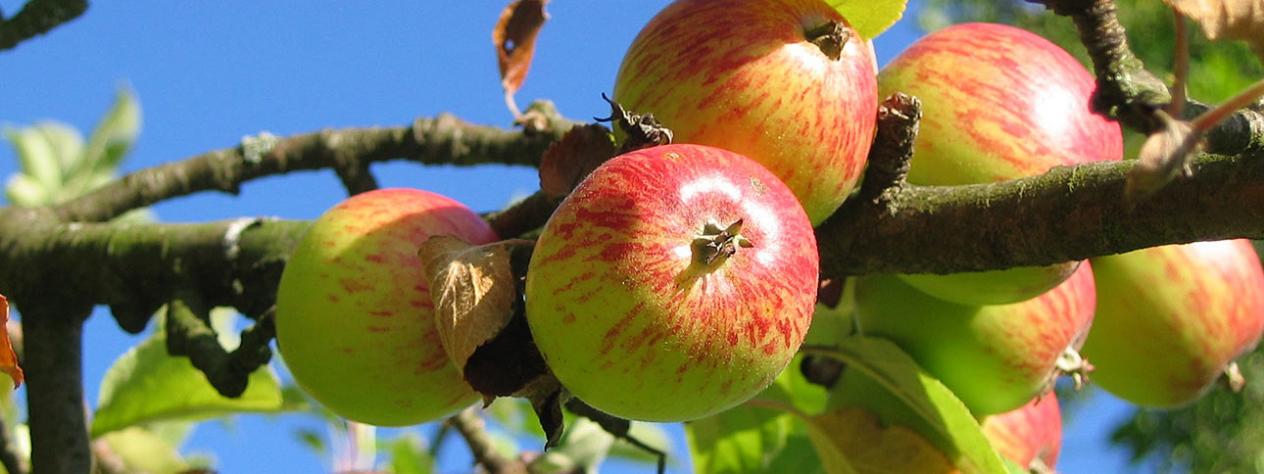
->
[804,21,849,61]
[691,219,752,267]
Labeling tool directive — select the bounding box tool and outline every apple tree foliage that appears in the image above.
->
[924,1,1264,472]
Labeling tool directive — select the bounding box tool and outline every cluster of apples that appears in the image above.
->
[269,0,1264,471]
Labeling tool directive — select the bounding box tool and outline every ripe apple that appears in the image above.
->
[1081,239,1264,407]
[275,188,498,426]
[524,144,819,422]
[612,0,878,225]
[877,22,1123,305]
[980,394,1062,471]
[853,262,1096,415]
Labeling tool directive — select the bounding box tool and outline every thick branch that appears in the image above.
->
[0,211,307,327]
[22,304,91,474]
[0,0,86,52]
[53,116,571,223]
[818,151,1264,279]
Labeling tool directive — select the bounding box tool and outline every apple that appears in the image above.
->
[1081,239,1264,407]
[275,188,498,426]
[853,262,1096,415]
[524,144,819,422]
[981,394,1062,471]
[612,0,878,225]
[878,22,1123,305]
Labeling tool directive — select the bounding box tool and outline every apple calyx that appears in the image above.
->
[690,219,752,267]
[1052,346,1093,391]
[804,20,850,61]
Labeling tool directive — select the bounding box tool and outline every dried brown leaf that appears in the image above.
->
[494,0,549,116]
[806,407,959,474]
[1164,0,1264,58]
[0,295,22,388]
[538,124,616,198]
[419,236,521,372]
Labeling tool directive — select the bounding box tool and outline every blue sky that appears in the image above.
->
[1,1,1143,472]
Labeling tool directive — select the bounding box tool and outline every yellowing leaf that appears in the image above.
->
[0,295,23,388]
[493,0,549,116]
[419,236,523,372]
[827,0,909,39]
[1164,0,1264,58]
[806,408,959,474]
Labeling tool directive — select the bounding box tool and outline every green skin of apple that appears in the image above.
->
[525,144,819,422]
[275,188,498,426]
[1082,239,1264,407]
[612,0,878,225]
[877,23,1122,305]
[853,262,1096,416]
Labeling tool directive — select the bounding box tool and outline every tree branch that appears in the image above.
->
[52,115,571,223]
[22,303,91,474]
[0,0,86,52]
[448,407,527,474]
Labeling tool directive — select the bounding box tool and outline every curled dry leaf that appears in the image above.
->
[1163,0,1264,59]
[419,236,522,372]
[419,236,562,444]
[806,407,958,474]
[538,124,616,198]
[494,0,550,117]
[0,295,22,388]
[1125,110,1201,202]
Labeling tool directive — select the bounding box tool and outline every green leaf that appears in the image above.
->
[685,360,829,473]
[388,433,435,474]
[90,334,288,437]
[827,0,909,39]
[32,122,85,177]
[99,426,194,473]
[531,417,615,474]
[606,422,672,465]
[79,87,141,178]
[826,336,1009,474]
[4,174,47,207]
[4,126,64,193]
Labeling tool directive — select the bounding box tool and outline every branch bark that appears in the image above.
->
[0,0,86,52]
[22,304,91,474]
[52,115,572,223]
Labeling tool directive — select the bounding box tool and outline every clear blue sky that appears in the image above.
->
[1,1,1143,472]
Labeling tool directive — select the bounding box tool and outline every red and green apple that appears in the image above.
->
[1082,239,1264,407]
[524,144,819,422]
[275,188,497,426]
[981,393,1062,471]
[613,0,878,225]
[877,22,1123,305]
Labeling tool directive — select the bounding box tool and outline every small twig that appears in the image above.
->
[448,407,527,474]
[0,0,87,52]
[1170,9,1189,117]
